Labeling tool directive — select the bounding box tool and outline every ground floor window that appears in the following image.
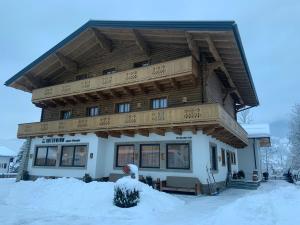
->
[60,145,87,167]
[116,145,135,167]
[0,163,7,169]
[231,152,236,165]
[221,148,226,166]
[210,145,218,171]
[34,146,58,166]
[140,144,160,168]
[166,143,190,169]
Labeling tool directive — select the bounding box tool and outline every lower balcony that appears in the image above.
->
[18,103,248,148]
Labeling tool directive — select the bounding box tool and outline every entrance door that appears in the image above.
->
[226,151,232,174]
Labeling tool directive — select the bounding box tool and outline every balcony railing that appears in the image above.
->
[18,103,248,148]
[32,56,197,103]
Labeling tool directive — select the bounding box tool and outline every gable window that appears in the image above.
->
[134,60,150,68]
[60,145,87,167]
[167,143,190,169]
[221,148,226,166]
[116,102,130,113]
[116,145,135,167]
[103,68,116,75]
[210,145,218,171]
[34,146,58,166]
[87,106,100,117]
[140,144,160,168]
[61,110,71,120]
[151,97,167,109]
[75,74,88,81]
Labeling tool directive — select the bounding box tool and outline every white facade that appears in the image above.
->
[27,131,239,184]
[0,156,12,174]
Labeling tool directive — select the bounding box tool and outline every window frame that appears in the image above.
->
[60,110,72,120]
[115,102,131,113]
[75,74,88,81]
[150,97,168,109]
[221,148,226,166]
[86,106,100,117]
[102,68,116,75]
[139,144,160,168]
[60,145,87,167]
[34,146,58,167]
[210,144,218,171]
[134,60,151,68]
[166,143,190,170]
[115,144,135,167]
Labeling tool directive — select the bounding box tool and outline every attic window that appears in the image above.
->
[75,74,88,81]
[134,60,150,68]
[103,68,116,75]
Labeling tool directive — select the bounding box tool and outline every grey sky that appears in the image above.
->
[0,0,299,139]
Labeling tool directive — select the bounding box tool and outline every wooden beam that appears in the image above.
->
[108,131,121,138]
[72,95,87,103]
[172,127,182,135]
[170,78,180,89]
[64,97,77,105]
[55,52,78,73]
[91,28,112,52]
[122,130,135,137]
[185,32,200,61]
[191,126,197,134]
[95,131,108,139]
[52,98,66,107]
[138,84,148,94]
[123,87,135,96]
[132,29,151,56]
[153,128,165,136]
[109,90,121,98]
[153,81,164,92]
[83,93,98,101]
[204,35,244,105]
[138,129,149,137]
[95,91,109,100]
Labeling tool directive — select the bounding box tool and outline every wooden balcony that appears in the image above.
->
[32,56,198,106]
[18,103,248,148]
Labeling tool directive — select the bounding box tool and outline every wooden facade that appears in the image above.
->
[5,21,259,149]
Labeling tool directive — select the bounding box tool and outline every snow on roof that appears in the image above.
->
[0,146,16,157]
[241,124,271,138]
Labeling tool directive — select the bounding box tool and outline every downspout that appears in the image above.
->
[252,139,257,169]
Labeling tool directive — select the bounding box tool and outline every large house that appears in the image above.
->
[5,21,260,192]
[0,146,16,174]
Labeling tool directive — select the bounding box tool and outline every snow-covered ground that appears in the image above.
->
[0,178,299,225]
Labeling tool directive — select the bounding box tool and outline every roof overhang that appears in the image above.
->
[4,20,259,106]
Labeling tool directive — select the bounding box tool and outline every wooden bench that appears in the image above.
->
[160,176,201,195]
[108,173,144,182]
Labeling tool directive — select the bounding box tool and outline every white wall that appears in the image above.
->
[0,156,12,173]
[237,138,261,180]
[27,131,238,184]
[27,134,100,178]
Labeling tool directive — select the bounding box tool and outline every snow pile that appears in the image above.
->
[4,177,182,218]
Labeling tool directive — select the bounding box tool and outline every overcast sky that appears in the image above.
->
[0,0,299,139]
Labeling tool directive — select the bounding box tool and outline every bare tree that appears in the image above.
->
[238,109,253,124]
[289,104,300,169]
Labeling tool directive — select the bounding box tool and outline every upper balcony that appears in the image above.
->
[17,103,248,148]
[32,56,198,107]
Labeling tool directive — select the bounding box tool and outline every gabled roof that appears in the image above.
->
[4,20,259,106]
[241,123,271,138]
[0,146,16,157]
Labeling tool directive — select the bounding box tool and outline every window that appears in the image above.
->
[116,103,130,113]
[140,144,160,168]
[103,68,116,75]
[0,163,7,169]
[87,106,100,117]
[210,145,218,171]
[60,110,71,120]
[232,152,236,165]
[151,97,168,109]
[116,145,135,167]
[221,148,226,166]
[34,146,58,166]
[60,145,87,167]
[75,74,88,81]
[167,143,190,169]
[134,60,150,68]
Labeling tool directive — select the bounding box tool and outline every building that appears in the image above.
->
[5,21,259,192]
[0,146,16,174]
[238,124,271,180]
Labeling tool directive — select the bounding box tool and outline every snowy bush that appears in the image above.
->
[114,176,141,208]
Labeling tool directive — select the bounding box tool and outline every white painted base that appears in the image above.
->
[27,131,239,184]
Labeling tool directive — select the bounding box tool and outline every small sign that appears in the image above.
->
[176,136,192,140]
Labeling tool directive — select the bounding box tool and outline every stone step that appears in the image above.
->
[228,180,260,190]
